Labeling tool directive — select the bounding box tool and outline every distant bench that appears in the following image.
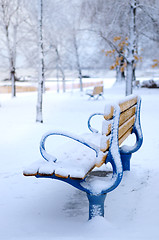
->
[23,95,143,220]
[86,85,104,99]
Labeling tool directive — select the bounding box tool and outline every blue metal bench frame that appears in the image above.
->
[34,97,143,220]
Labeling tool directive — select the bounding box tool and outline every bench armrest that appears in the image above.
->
[87,113,103,133]
[40,130,100,162]
[82,104,123,195]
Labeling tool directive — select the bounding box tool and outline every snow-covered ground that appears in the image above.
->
[0,82,159,240]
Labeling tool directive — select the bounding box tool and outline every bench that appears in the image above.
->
[23,95,143,220]
[86,85,104,100]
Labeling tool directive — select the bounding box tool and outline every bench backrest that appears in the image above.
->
[96,95,139,167]
[93,86,103,95]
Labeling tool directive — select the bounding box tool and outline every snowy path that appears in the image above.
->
[0,86,159,240]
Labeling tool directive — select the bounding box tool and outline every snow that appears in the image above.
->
[24,130,101,178]
[0,83,159,239]
[100,134,110,151]
[102,119,112,135]
[104,103,112,116]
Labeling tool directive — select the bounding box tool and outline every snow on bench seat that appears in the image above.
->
[24,157,95,179]
[23,133,102,179]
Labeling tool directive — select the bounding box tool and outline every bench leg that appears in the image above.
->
[87,193,107,220]
[88,96,95,100]
[120,152,132,171]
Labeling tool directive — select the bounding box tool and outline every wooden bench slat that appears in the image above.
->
[23,172,38,176]
[119,96,138,113]
[119,105,136,126]
[118,115,135,139]
[119,127,133,146]
[54,173,69,179]
[101,115,135,153]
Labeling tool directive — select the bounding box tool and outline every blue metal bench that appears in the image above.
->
[23,95,143,220]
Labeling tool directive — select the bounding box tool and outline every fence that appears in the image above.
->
[0,78,103,93]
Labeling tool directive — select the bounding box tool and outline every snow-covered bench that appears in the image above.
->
[86,85,104,99]
[23,95,143,220]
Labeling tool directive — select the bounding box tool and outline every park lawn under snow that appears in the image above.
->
[0,83,159,240]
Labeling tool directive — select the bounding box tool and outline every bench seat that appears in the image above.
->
[24,151,96,179]
[23,133,103,179]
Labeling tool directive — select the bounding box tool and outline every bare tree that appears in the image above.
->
[43,2,67,93]
[55,46,66,92]
[36,0,44,123]
[0,0,23,97]
[72,29,83,91]
[48,43,66,93]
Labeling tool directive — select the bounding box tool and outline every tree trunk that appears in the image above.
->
[126,61,133,95]
[78,68,83,92]
[60,67,66,93]
[36,0,44,123]
[55,48,66,92]
[56,67,60,93]
[73,34,83,92]
[116,65,125,82]
[11,24,17,98]
[126,0,136,96]
[133,66,136,83]
[1,2,18,98]
[11,68,16,97]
